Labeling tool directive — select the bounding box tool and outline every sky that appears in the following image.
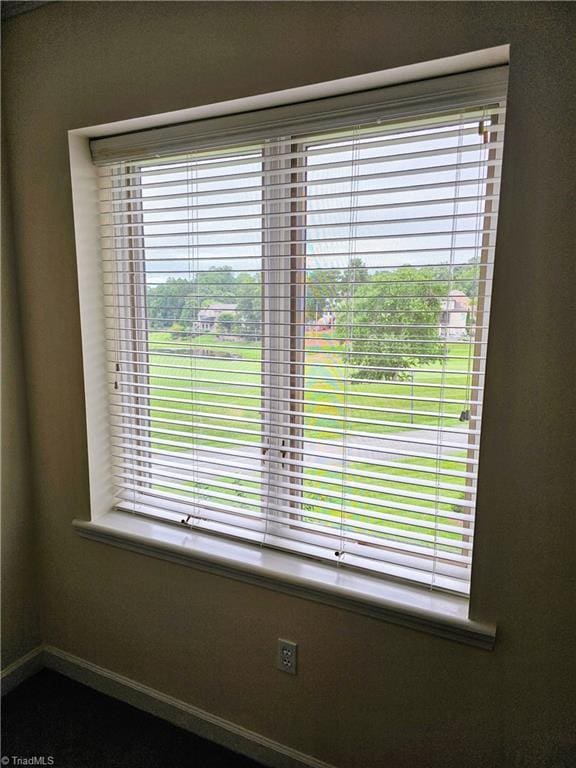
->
[124,114,494,289]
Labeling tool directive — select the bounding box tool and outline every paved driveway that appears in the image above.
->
[150,427,470,479]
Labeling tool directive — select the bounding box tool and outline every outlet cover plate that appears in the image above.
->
[276,639,298,675]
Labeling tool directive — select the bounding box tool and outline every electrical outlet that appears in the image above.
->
[276,639,298,675]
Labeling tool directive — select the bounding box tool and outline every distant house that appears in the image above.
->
[194,303,237,333]
[439,290,471,339]
[310,310,336,332]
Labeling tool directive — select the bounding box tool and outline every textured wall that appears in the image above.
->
[1,138,41,668]
[3,3,575,766]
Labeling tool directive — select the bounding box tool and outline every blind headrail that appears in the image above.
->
[90,66,508,165]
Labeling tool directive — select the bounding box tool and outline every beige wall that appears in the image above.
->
[1,138,41,668]
[3,3,575,766]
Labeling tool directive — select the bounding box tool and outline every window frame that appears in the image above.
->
[70,54,508,648]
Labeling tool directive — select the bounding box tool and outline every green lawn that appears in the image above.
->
[132,330,476,553]
[146,331,475,439]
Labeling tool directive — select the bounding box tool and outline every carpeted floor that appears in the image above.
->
[1,669,265,767]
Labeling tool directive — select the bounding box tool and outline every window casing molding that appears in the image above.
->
[69,50,508,646]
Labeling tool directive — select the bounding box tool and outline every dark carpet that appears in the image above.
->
[1,669,265,768]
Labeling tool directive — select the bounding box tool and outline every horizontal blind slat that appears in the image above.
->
[112,438,478,479]
[113,460,476,520]
[109,396,478,426]
[98,123,504,182]
[112,449,477,496]
[98,172,502,211]
[101,192,500,221]
[113,425,478,466]
[99,141,503,197]
[113,402,481,439]
[114,481,473,561]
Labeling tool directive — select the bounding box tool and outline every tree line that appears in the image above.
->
[146,259,479,378]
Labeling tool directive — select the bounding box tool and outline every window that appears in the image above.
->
[81,66,507,604]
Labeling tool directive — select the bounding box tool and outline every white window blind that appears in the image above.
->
[93,68,507,595]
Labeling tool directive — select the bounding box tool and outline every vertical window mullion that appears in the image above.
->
[287,142,307,514]
[262,139,300,528]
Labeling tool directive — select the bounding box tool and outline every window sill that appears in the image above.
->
[73,511,496,649]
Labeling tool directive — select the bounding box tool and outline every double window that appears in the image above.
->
[89,67,507,596]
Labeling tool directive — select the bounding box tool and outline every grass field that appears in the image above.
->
[146,331,475,434]
[129,330,477,555]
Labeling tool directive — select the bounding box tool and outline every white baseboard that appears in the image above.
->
[1,646,45,695]
[43,646,336,768]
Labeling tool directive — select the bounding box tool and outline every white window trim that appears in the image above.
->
[69,46,508,649]
[73,511,495,649]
